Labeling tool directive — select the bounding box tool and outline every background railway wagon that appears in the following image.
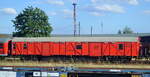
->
[139,36,150,57]
[0,38,10,56]
[11,37,140,58]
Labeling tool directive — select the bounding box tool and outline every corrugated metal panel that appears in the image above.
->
[42,72,47,77]
[12,37,139,42]
[16,72,25,77]
[0,71,16,77]
[0,38,10,43]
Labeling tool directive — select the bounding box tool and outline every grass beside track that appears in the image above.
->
[0,60,149,69]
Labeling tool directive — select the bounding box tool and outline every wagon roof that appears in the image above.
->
[0,38,10,43]
[12,37,139,42]
[0,34,12,38]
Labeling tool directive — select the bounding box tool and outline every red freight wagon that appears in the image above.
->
[0,38,10,56]
[11,36,140,60]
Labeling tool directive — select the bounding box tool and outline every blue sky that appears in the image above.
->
[0,0,150,34]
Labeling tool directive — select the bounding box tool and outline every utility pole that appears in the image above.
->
[101,21,103,33]
[78,22,80,36]
[73,2,77,37]
[91,26,93,36]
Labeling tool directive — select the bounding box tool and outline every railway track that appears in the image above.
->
[2,56,150,65]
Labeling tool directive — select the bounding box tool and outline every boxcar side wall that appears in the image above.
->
[3,42,9,56]
[11,41,140,57]
[0,42,9,56]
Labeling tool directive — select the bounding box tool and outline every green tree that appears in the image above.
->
[122,26,133,34]
[12,6,52,37]
[118,29,122,34]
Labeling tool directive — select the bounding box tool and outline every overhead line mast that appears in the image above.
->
[91,26,93,36]
[73,2,77,37]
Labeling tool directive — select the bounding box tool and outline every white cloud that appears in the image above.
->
[49,12,57,16]
[70,0,78,3]
[62,9,73,18]
[62,9,72,15]
[143,10,150,14]
[95,4,125,13]
[33,0,64,6]
[0,8,17,15]
[85,4,125,13]
[91,0,98,3]
[127,0,138,5]
[90,12,104,16]
[90,0,139,5]
[46,0,64,6]
[83,4,125,16]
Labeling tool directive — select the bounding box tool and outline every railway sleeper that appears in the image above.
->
[103,56,132,63]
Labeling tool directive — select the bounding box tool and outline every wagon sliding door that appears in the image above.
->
[89,42,102,57]
[41,42,51,56]
[124,42,132,56]
[116,42,126,56]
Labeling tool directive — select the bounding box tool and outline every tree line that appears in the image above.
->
[118,26,134,34]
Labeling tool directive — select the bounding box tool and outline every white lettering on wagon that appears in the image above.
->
[47,72,59,76]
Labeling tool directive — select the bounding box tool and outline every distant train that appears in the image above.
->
[0,34,150,62]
